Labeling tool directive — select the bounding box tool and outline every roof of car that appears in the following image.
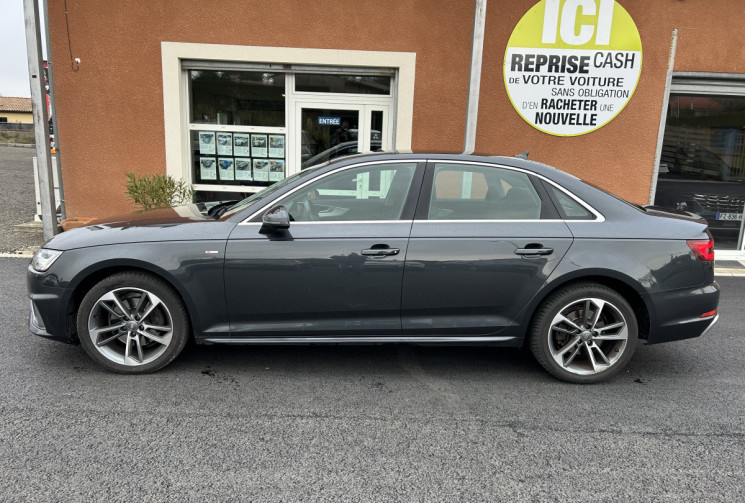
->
[314,151,568,179]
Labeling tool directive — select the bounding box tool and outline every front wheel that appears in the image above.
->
[530,283,638,384]
[77,272,190,374]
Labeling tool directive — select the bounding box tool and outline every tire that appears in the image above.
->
[529,282,638,384]
[76,272,190,374]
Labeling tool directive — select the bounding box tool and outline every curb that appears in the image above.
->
[0,143,36,149]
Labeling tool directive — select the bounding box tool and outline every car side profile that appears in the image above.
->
[27,153,720,383]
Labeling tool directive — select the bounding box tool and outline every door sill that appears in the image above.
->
[201,335,517,345]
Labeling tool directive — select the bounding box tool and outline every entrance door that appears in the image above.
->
[294,101,392,171]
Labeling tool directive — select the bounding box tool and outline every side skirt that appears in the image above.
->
[200,335,519,345]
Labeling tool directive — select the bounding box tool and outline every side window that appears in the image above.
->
[275,162,417,222]
[428,163,542,220]
[545,184,595,220]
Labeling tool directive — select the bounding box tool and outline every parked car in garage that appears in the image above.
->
[28,153,719,383]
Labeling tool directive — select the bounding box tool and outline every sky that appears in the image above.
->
[0,0,48,98]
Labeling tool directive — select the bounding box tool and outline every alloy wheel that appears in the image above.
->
[87,287,174,366]
[547,297,629,376]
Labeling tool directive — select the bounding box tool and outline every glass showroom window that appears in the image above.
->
[654,94,745,250]
[188,70,287,192]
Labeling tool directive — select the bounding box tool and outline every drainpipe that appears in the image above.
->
[42,0,66,220]
[23,0,57,240]
[463,0,487,155]
[649,28,678,206]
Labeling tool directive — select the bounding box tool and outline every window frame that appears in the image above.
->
[162,43,416,196]
[415,161,563,222]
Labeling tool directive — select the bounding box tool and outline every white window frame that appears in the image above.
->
[161,42,416,194]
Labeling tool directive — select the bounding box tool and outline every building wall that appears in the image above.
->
[0,112,33,124]
[476,0,745,206]
[48,0,745,217]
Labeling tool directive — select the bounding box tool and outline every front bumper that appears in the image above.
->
[27,265,75,344]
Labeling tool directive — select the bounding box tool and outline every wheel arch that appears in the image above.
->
[64,259,199,343]
[524,270,652,342]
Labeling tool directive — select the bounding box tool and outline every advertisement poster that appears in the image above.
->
[218,158,235,181]
[269,135,285,158]
[199,157,217,180]
[503,0,642,136]
[217,133,233,156]
[199,132,216,155]
[269,160,285,181]
[253,159,270,181]
[251,135,268,157]
[235,158,253,181]
[234,134,251,156]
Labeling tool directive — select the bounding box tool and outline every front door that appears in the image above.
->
[224,160,423,337]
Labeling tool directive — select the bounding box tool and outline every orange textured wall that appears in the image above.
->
[48,0,474,217]
[49,0,745,216]
[476,0,745,205]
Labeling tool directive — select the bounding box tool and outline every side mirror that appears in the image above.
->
[261,205,290,230]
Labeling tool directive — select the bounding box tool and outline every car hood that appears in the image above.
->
[47,204,237,251]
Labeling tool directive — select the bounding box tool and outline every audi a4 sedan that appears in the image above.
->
[27,153,720,383]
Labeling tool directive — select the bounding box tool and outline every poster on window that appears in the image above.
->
[251,135,268,157]
[218,158,235,181]
[235,157,252,181]
[216,133,233,156]
[198,132,216,155]
[199,157,217,180]
[253,159,270,181]
[268,135,285,158]
[269,160,285,181]
[234,134,251,156]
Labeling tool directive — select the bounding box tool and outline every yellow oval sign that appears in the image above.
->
[504,0,643,136]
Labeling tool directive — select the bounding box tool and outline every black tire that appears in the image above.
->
[76,272,190,374]
[529,282,638,384]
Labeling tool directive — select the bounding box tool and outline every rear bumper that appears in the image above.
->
[645,281,720,344]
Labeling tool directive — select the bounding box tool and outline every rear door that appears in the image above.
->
[401,160,574,335]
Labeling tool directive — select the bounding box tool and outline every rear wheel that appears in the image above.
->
[530,283,638,383]
[77,272,190,374]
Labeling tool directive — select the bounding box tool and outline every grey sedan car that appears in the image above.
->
[27,153,719,383]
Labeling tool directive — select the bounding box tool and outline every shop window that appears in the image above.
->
[655,94,745,250]
[429,163,542,220]
[189,70,285,126]
[296,74,391,95]
[188,70,287,189]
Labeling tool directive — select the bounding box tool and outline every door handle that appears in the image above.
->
[362,247,400,257]
[515,246,554,256]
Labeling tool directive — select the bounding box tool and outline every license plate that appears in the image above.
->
[716,212,743,221]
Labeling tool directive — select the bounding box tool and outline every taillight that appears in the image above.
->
[687,238,715,262]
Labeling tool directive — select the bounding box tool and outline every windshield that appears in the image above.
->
[220,167,321,219]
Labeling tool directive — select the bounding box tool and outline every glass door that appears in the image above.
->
[294,101,392,171]
[654,93,745,253]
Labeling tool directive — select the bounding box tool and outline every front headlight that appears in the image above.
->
[31,248,63,272]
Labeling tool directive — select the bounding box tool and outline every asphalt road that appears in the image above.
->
[0,145,44,254]
[1,256,743,502]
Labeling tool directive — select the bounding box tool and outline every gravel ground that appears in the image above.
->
[0,145,45,254]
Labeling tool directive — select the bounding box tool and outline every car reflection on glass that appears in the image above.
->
[656,143,745,234]
[27,153,719,383]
